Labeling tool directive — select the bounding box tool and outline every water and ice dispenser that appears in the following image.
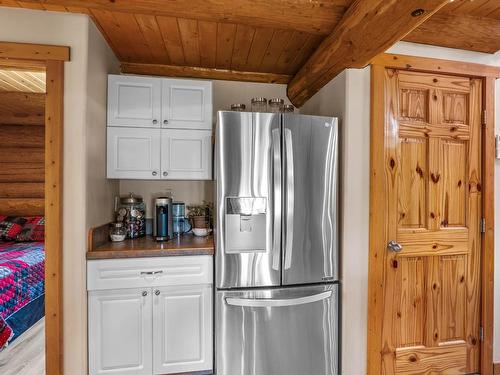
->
[225,197,267,253]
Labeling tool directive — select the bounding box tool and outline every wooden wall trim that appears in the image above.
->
[371,53,500,78]
[121,62,292,84]
[0,42,69,61]
[368,54,496,375]
[44,59,64,375]
[482,76,496,375]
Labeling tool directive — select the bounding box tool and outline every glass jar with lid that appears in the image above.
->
[115,192,146,239]
[283,104,295,113]
[251,98,267,112]
[268,98,285,113]
[230,104,246,112]
[109,222,127,242]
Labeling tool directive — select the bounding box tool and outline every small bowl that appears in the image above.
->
[193,228,209,237]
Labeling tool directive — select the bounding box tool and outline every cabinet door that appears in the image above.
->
[162,79,212,130]
[108,75,161,128]
[161,129,212,180]
[107,127,161,179]
[89,289,153,375]
[152,285,213,374]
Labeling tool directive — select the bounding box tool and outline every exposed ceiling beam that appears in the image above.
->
[404,13,500,54]
[287,0,450,107]
[121,62,292,84]
[19,0,350,35]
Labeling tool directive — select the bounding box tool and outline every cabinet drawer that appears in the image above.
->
[88,256,212,291]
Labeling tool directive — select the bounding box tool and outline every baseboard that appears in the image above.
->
[494,362,500,375]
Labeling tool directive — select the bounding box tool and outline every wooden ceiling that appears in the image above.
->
[0,0,499,105]
[0,69,45,92]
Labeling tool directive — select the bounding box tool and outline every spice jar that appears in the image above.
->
[283,104,295,113]
[115,192,146,239]
[251,98,267,112]
[230,104,246,112]
[268,98,285,113]
[109,222,127,242]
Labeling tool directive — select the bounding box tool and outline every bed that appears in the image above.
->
[0,241,45,348]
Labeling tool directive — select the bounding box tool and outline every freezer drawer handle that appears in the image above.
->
[225,290,332,308]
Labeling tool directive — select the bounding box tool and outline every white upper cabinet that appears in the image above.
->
[108,75,161,128]
[162,79,212,130]
[107,127,161,179]
[161,129,212,180]
[88,288,153,375]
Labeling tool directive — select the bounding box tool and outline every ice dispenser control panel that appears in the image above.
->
[225,197,267,253]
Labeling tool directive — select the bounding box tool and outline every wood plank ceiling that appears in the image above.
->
[0,0,499,105]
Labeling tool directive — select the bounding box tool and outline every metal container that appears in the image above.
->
[154,197,173,241]
[283,104,295,113]
[251,97,267,112]
[230,104,246,112]
[115,193,146,239]
[268,98,285,113]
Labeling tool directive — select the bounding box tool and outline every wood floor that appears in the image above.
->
[0,318,45,375]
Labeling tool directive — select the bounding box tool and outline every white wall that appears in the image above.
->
[301,69,371,375]
[0,7,118,374]
[121,80,292,217]
[86,21,120,228]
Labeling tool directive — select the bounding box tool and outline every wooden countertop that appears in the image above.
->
[87,233,214,260]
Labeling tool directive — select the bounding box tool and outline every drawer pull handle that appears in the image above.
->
[140,270,164,276]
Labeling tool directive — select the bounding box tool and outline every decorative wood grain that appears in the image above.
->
[121,62,291,84]
[0,41,69,61]
[44,59,64,375]
[287,0,450,106]
[0,92,45,125]
[368,64,483,375]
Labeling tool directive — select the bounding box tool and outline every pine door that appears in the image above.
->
[373,69,482,374]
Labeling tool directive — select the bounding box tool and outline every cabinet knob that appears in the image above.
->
[163,171,168,177]
[163,119,169,125]
[152,119,158,124]
[142,291,148,297]
[152,171,158,176]
[155,290,160,296]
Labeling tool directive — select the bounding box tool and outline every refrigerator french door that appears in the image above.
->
[215,111,339,375]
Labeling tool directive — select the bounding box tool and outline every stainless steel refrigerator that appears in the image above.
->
[215,111,339,375]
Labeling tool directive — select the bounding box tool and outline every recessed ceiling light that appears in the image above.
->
[411,8,425,17]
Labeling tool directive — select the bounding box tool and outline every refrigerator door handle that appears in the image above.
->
[225,290,332,308]
[284,128,294,270]
[271,128,281,271]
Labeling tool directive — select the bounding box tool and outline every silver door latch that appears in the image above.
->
[387,240,403,253]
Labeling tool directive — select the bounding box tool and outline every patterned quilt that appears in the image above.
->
[0,241,45,348]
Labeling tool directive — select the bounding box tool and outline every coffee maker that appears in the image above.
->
[154,197,173,241]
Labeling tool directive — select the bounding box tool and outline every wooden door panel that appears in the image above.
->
[378,69,482,374]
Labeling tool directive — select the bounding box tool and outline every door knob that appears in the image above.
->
[142,291,148,297]
[163,119,169,125]
[152,171,158,176]
[387,240,403,253]
[152,119,158,124]
[163,171,168,177]
[155,290,160,296]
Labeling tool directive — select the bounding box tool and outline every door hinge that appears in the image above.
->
[480,218,486,233]
[480,326,484,342]
[481,109,487,126]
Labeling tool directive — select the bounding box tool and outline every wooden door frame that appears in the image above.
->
[367,53,499,375]
[0,42,69,375]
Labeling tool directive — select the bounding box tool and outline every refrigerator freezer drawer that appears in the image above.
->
[216,284,338,375]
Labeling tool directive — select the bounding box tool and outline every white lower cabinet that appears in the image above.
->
[88,289,153,375]
[153,285,212,374]
[88,256,213,375]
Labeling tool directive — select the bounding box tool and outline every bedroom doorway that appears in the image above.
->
[0,64,47,374]
[0,42,68,375]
